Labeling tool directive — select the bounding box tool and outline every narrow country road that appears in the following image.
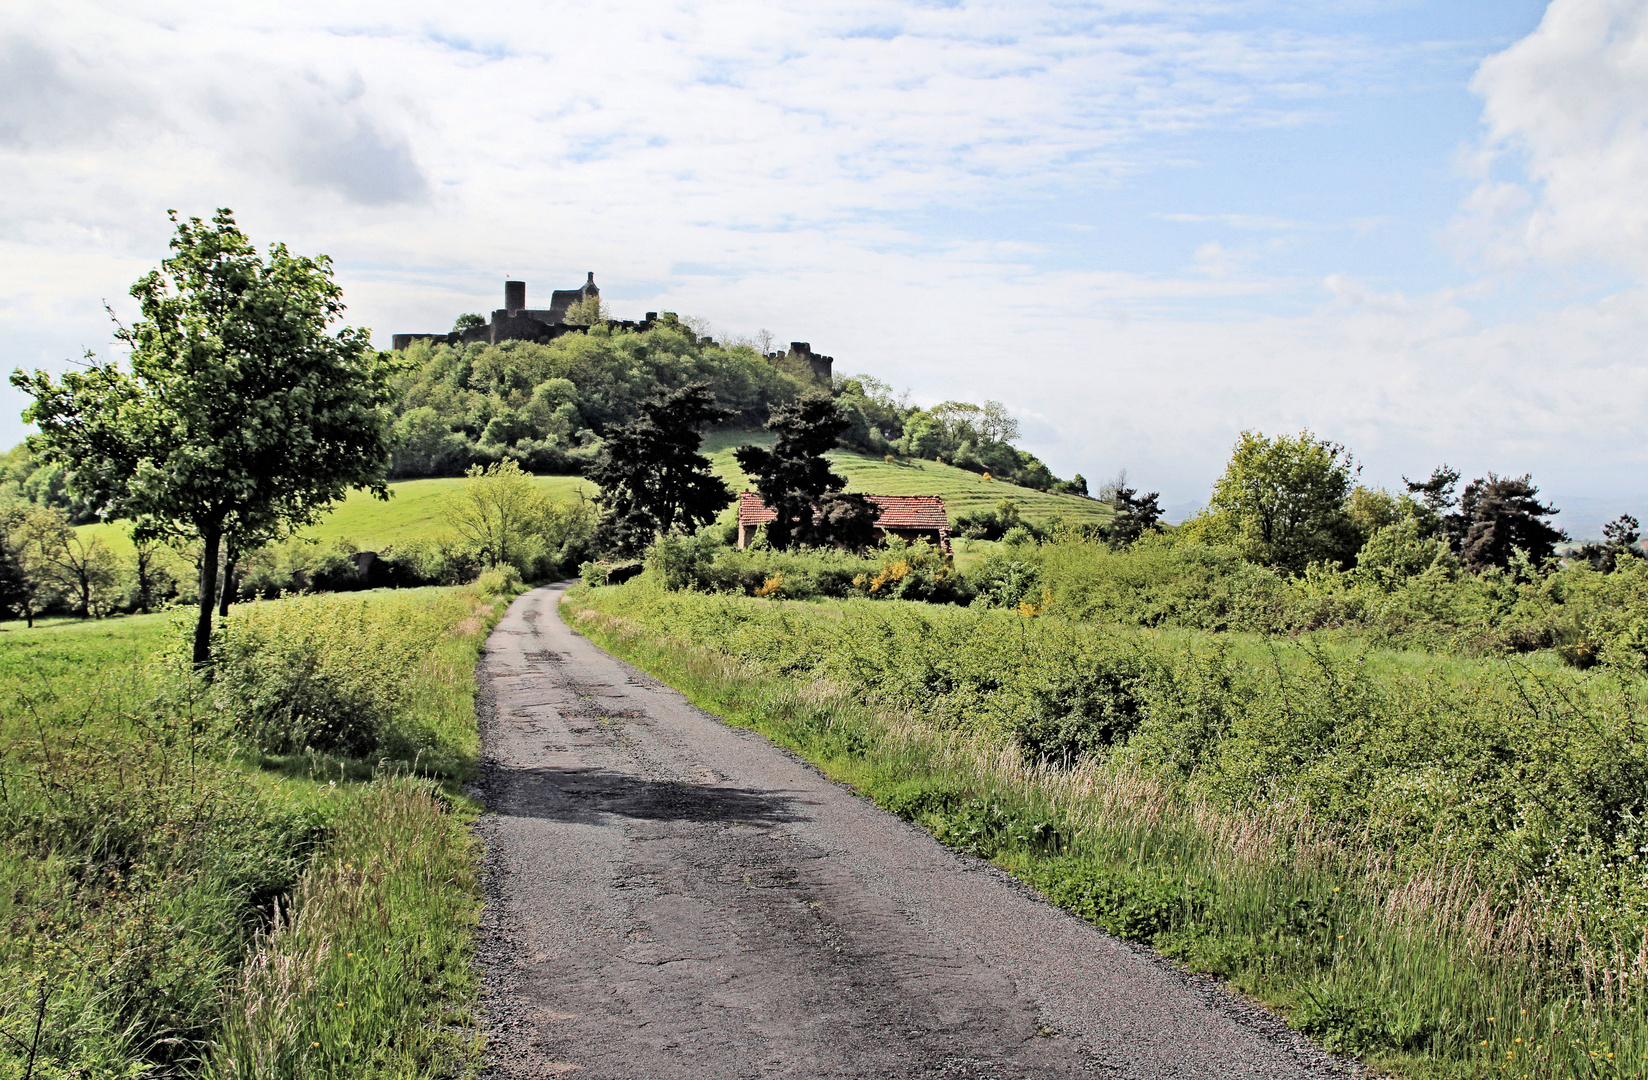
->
[474,584,1356,1079]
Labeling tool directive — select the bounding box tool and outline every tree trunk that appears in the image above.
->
[194,527,220,667]
[218,556,237,618]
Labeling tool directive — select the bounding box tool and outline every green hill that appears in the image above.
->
[77,436,1107,555]
[703,430,1109,528]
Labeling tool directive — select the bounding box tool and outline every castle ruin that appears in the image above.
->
[391,277,833,382]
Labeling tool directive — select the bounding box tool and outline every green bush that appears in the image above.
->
[967,553,1044,609]
[211,591,482,764]
[850,539,971,604]
[475,564,522,597]
[1016,666,1145,764]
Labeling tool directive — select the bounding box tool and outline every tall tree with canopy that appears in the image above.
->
[587,382,734,556]
[12,209,397,664]
[1201,429,1361,573]
[735,392,876,550]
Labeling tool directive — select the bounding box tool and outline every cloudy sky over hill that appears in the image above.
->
[3,0,1645,521]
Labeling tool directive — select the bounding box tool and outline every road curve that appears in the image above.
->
[474,583,1356,1079]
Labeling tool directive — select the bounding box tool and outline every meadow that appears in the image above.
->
[568,576,1648,1079]
[67,438,1105,578]
[0,579,517,1078]
[73,475,599,561]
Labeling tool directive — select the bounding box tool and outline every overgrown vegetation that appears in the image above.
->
[0,583,511,1078]
[569,579,1648,1077]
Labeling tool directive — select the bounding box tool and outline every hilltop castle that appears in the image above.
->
[391,276,834,382]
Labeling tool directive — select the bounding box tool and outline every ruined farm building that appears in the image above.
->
[736,493,951,552]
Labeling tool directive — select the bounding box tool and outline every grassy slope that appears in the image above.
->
[76,474,598,558]
[702,427,1112,528]
[78,434,1107,555]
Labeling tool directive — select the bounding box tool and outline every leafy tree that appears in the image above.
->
[1105,485,1163,549]
[1,506,79,623]
[587,382,733,557]
[735,392,858,549]
[129,535,177,613]
[956,498,1028,542]
[0,505,45,624]
[443,460,547,572]
[12,209,398,664]
[452,312,486,332]
[1456,474,1566,572]
[561,295,607,327]
[1201,430,1360,573]
[17,509,122,617]
[1054,473,1089,497]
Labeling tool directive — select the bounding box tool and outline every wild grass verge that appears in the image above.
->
[566,581,1648,1079]
[0,579,516,1078]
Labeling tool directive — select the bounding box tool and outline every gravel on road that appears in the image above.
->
[475,583,1359,1079]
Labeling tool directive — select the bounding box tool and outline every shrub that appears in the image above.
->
[475,565,522,597]
[644,531,722,592]
[851,539,970,604]
[967,553,1044,609]
[211,592,471,760]
[1016,665,1145,765]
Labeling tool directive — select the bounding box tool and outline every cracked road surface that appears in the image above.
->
[476,584,1354,1079]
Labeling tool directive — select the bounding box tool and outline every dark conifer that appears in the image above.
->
[1456,474,1566,571]
[588,382,733,557]
[735,393,870,549]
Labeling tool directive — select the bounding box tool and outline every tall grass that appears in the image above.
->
[208,780,480,1079]
[0,582,513,1078]
[567,581,1648,1078]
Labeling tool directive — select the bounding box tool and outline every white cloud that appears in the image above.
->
[1461,0,1648,278]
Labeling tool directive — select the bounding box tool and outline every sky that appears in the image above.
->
[3,0,1645,532]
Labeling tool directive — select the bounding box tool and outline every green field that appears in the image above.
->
[76,473,599,557]
[78,435,1109,555]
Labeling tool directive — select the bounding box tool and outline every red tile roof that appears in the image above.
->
[737,492,950,533]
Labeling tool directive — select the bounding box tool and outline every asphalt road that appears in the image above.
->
[474,583,1357,1079]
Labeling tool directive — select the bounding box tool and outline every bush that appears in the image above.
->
[1016,665,1145,765]
[644,531,722,592]
[211,591,481,762]
[850,539,971,604]
[475,564,522,597]
[967,554,1044,609]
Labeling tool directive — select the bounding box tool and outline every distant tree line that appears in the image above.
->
[1174,429,1627,578]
